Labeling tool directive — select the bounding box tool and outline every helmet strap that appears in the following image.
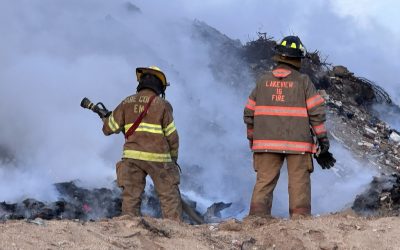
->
[137,74,164,96]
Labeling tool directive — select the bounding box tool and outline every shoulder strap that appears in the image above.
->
[124,95,157,140]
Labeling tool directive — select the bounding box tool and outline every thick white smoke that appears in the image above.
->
[0,0,254,208]
[0,0,378,218]
[372,104,400,131]
[161,0,400,106]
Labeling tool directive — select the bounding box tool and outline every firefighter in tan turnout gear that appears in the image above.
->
[244,36,335,218]
[103,66,182,221]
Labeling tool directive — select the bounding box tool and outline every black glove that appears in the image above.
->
[318,137,330,154]
[314,151,336,169]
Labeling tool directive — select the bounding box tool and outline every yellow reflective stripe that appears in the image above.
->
[290,42,297,48]
[124,123,163,134]
[163,121,176,136]
[123,150,172,162]
[281,40,287,46]
[108,113,119,132]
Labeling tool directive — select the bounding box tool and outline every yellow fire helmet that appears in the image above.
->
[136,66,169,90]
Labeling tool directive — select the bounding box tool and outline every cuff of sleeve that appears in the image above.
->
[247,128,254,140]
[170,150,178,159]
[312,123,327,138]
[317,133,328,139]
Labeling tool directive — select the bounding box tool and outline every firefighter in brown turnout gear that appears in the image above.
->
[103,66,182,221]
[244,36,335,218]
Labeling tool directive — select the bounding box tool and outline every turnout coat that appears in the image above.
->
[244,63,327,154]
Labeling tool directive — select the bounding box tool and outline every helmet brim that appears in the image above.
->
[272,55,302,69]
[274,45,305,58]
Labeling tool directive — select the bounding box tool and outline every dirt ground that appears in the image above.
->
[1,212,400,250]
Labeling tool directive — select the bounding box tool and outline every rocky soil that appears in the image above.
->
[1,213,400,250]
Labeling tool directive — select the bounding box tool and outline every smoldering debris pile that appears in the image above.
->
[0,181,230,224]
[353,174,400,216]
[0,182,121,221]
[323,67,400,170]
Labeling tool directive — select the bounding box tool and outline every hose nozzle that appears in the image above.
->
[80,97,95,110]
[80,97,111,118]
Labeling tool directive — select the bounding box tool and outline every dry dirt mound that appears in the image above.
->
[1,214,400,250]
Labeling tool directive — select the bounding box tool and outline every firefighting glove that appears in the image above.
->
[314,151,336,169]
[318,137,330,154]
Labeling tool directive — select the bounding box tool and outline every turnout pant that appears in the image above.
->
[116,158,182,221]
[249,153,313,217]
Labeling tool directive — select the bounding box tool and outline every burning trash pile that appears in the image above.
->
[322,66,400,171]
[0,181,230,224]
[0,182,121,221]
[353,173,400,216]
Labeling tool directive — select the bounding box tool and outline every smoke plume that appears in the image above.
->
[0,0,381,217]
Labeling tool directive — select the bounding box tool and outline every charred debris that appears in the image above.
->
[353,173,400,216]
[0,181,230,224]
[0,182,121,222]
